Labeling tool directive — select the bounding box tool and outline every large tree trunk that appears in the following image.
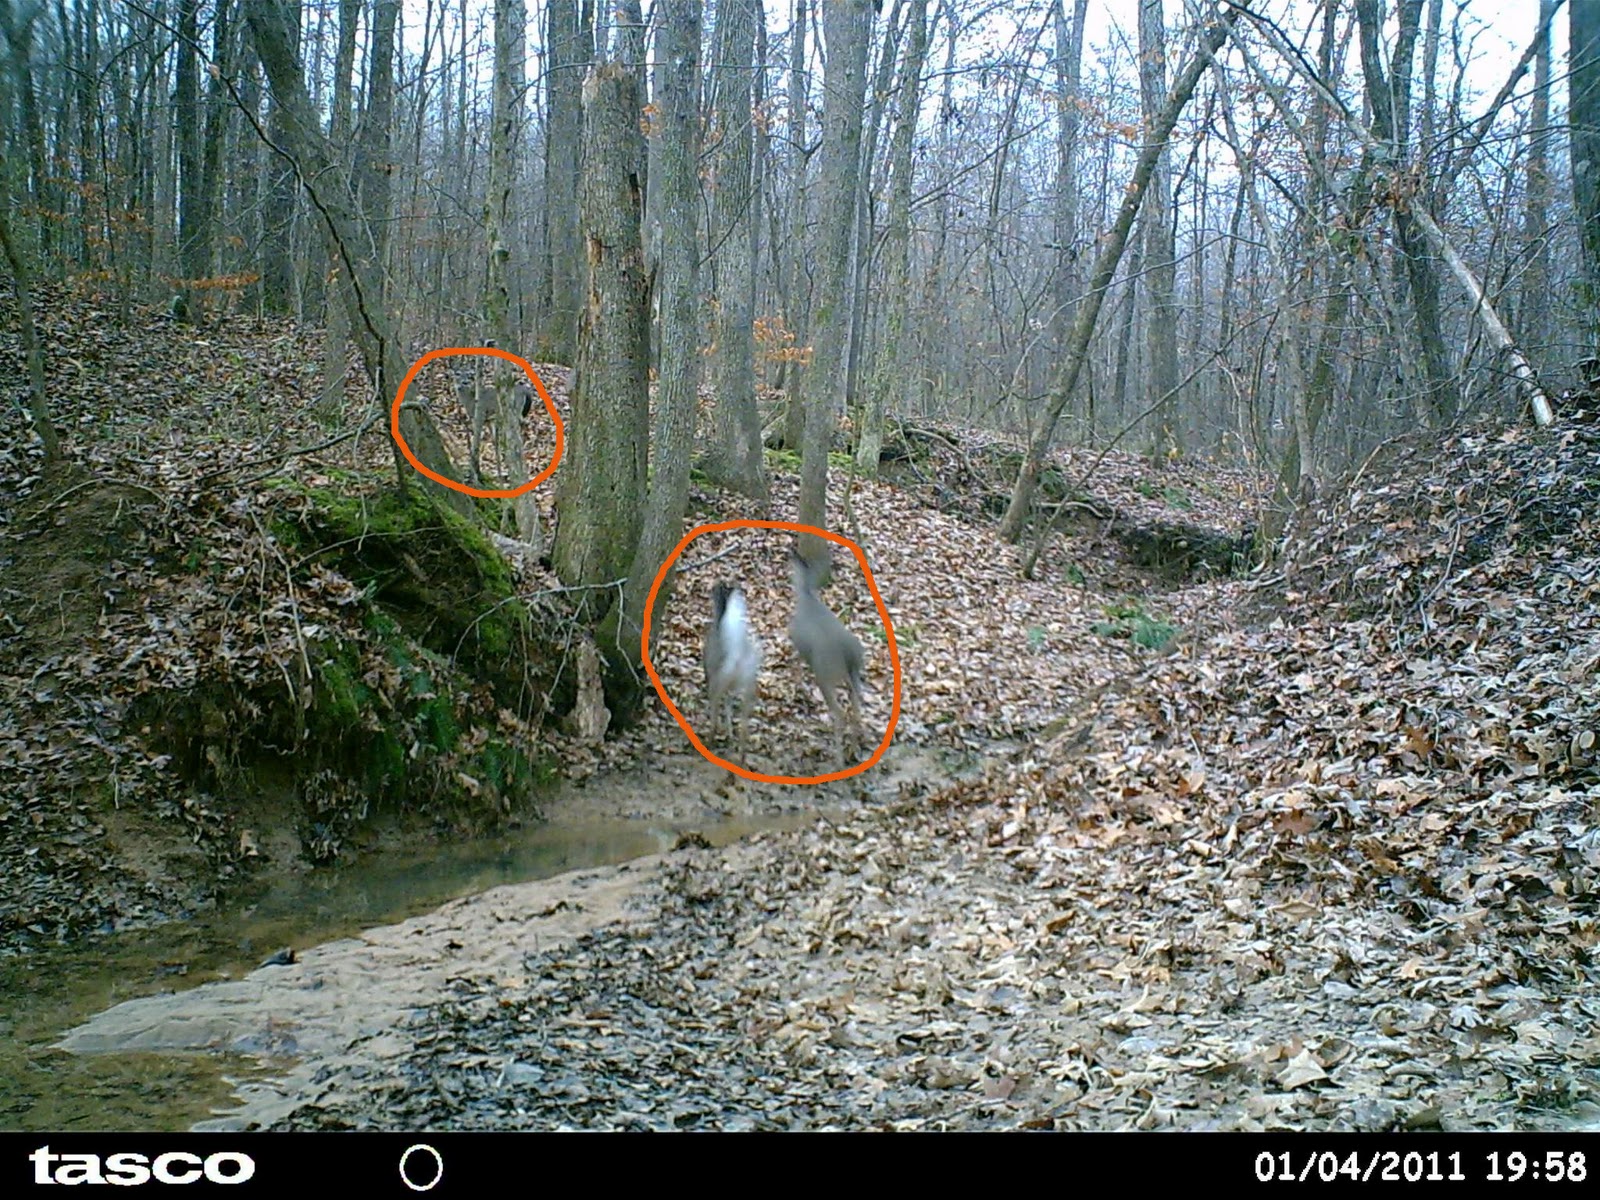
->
[615,1,703,683]
[780,0,811,450]
[0,165,61,462]
[198,1,236,298]
[1519,0,1555,359]
[703,0,768,503]
[857,0,928,474]
[797,0,873,566]
[259,5,300,313]
[319,0,360,416]
[998,11,1237,544]
[1050,0,1089,358]
[1573,0,1600,351]
[544,0,589,363]
[845,0,905,420]
[0,4,56,264]
[176,0,203,305]
[1139,0,1181,457]
[487,0,540,550]
[551,65,650,649]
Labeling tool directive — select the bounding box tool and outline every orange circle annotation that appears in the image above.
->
[642,520,902,786]
[390,347,564,500]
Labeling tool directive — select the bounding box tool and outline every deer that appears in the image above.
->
[787,544,867,767]
[457,367,534,486]
[702,580,762,764]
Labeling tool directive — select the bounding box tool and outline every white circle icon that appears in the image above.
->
[398,1144,444,1192]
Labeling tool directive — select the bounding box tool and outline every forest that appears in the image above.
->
[1,0,1598,1134]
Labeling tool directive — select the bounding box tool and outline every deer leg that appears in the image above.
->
[821,685,849,767]
[469,410,486,486]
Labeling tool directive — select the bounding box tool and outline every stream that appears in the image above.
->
[0,808,810,1132]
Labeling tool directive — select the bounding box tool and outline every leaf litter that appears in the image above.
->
[5,287,1599,1130]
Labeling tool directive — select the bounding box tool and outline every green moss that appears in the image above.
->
[313,651,370,729]
[418,693,459,753]
[363,731,407,794]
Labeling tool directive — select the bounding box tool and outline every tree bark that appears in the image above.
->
[780,0,811,450]
[551,65,650,630]
[260,4,300,313]
[1139,0,1181,457]
[1520,0,1555,358]
[176,0,204,303]
[704,0,769,502]
[1572,0,1600,350]
[544,0,589,363]
[798,0,873,566]
[1355,0,1454,425]
[616,1,703,673]
[319,0,360,416]
[0,166,61,462]
[857,0,928,474]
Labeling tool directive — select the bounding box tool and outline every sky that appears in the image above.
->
[391,0,1570,116]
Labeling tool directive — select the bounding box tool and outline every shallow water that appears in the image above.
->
[0,810,809,1132]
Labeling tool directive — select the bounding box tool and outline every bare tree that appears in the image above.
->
[798,0,874,566]
[1573,0,1600,351]
[998,10,1238,544]
[615,1,704,669]
[544,0,590,362]
[703,0,769,503]
[1139,0,1181,457]
[551,64,650,617]
[857,0,929,473]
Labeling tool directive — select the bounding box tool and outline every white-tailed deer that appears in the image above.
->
[703,581,761,763]
[787,545,866,766]
[457,372,534,486]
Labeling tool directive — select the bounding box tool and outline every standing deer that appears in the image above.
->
[703,581,761,763]
[457,369,535,486]
[787,544,866,766]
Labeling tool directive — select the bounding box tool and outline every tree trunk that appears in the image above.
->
[260,4,300,313]
[798,0,873,566]
[488,0,540,550]
[1139,0,1181,457]
[551,64,650,636]
[176,0,203,306]
[544,0,589,363]
[845,0,905,422]
[703,0,768,503]
[857,0,928,474]
[1356,0,1454,425]
[616,1,703,677]
[1572,0,1600,350]
[781,0,811,451]
[199,0,236,298]
[0,168,61,462]
[319,0,360,416]
[1520,0,1555,359]
[0,5,55,264]
[1050,0,1089,357]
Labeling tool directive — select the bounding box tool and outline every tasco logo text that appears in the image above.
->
[29,1147,256,1186]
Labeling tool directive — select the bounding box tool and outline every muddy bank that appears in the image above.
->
[40,742,964,1132]
[56,856,666,1131]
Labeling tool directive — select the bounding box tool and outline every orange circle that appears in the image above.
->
[389,347,565,499]
[641,520,902,785]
